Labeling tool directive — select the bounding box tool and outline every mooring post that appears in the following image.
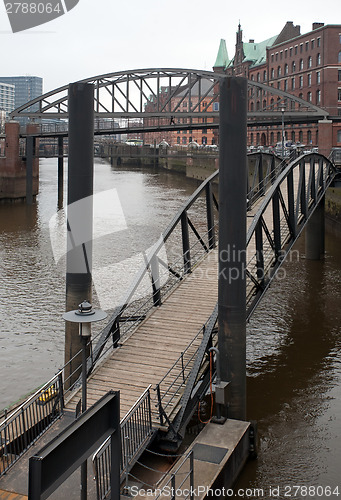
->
[218,76,247,421]
[305,197,325,260]
[26,135,34,205]
[65,82,94,388]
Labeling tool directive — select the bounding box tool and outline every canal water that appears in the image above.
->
[0,158,340,494]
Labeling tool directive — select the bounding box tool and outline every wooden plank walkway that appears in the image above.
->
[65,164,303,423]
[65,254,219,421]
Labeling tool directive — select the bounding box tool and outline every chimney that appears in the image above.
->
[312,22,324,30]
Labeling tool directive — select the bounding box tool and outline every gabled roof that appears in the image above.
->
[242,35,278,66]
[213,39,230,69]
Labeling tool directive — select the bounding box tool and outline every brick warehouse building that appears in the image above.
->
[144,81,215,146]
[213,21,341,152]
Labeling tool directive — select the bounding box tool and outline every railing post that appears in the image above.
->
[190,452,194,500]
[21,408,28,450]
[58,136,64,208]
[255,223,264,287]
[58,372,64,413]
[272,188,281,259]
[156,384,164,426]
[181,211,191,274]
[171,474,176,500]
[287,170,296,237]
[206,182,216,249]
[270,154,276,184]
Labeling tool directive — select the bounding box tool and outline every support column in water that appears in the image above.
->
[65,82,94,386]
[58,135,64,208]
[218,76,248,421]
[305,197,325,260]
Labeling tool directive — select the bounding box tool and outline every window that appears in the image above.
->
[275,52,278,61]
[256,101,260,111]
[308,56,312,68]
[277,66,282,77]
[311,39,315,49]
[284,79,288,91]
[292,61,296,72]
[317,71,321,84]
[317,53,321,65]
[337,130,341,142]
[277,81,281,90]
[271,54,274,62]
[299,130,303,142]
[300,59,304,70]
[277,131,281,142]
[338,51,341,63]
[295,45,298,55]
[250,132,254,144]
[270,131,274,144]
[307,130,312,143]
[263,70,267,81]
[299,76,303,88]
[316,89,321,103]
[291,131,295,142]
[271,68,275,79]
[306,41,309,51]
[250,102,254,111]
[300,43,303,53]
[317,37,321,47]
[257,72,260,82]
[263,99,267,110]
[270,98,274,110]
[291,77,295,89]
[177,136,180,144]
[308,74,312,86]
[299,92,303,100]
[290,47,293,57]
[339,70,341,81]
[307,91,312,102]
[285,49,288,58]
[256,133,260,143]
[284,64,288,75]
[338,88,341,101]
[280,51,283,60]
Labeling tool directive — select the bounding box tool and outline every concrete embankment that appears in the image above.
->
[326,186,341,236]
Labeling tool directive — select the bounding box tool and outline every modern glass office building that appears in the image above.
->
[0,76,43,123]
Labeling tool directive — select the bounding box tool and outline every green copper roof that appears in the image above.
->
[242,35,278,66]
[214,39,229,68]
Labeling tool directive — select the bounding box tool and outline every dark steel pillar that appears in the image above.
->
[65,83,94,388]
[26,136,34,205]
[305,197,325,260]
[58,135,64,208]
[218,76,247,421]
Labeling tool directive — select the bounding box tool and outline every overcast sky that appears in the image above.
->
[1,0,340,94]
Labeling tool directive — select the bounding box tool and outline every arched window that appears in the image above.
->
[315,130,318,145]
[270,98,274,110]
[338,51,341,63]
[277,131,281,142]
[284,64,288,75]
[307,130,312,144]
[299,130,303,142]
[317,53,321,65]
[263,99,267,110]
[307,91,312,102]
[270,131,274,144]
[300,58,304,70]
[292,61,296,72]
[337,129,341,143]
[277,66,282,77]
[256,101,260,111]
[316,89,321,104]
[263,70,267,81]
[250,132,254,144]
[291,131,296,142]
[308,56,312,68]
[256,132,260,144]
[250,102,254,111]
[257,72,260,82]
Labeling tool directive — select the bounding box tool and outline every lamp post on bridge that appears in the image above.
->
[63,300,107,500]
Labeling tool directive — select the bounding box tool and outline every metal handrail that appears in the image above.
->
[0,373,64,476]
[92,386,154,500]
[154,451,194,500]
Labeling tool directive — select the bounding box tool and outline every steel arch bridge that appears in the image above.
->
[10,68,328,133]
